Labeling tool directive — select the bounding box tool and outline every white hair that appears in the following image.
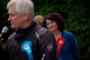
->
[7,0,34,20]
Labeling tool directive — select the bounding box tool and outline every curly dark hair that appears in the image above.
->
[45,12,65,32]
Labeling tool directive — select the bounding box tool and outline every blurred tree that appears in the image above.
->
[0,0,9,29]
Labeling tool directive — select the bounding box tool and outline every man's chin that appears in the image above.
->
[49,29,54,32]
[11,25,17,29]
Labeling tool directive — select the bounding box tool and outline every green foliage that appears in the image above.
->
[0,0,9,27]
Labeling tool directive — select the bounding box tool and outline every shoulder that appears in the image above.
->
[61,31,76,40]
[62,31,74,37]
[35,25,50,36]
[35,25,55,39]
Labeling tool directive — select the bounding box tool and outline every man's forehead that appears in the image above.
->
[8,5,16,13]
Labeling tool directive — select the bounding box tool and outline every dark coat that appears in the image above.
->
[1,23,57,60]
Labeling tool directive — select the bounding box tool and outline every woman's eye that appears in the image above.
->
[46,23,49,25]
[51,21,55,23]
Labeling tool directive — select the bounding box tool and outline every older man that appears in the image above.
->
[0,0,57,60]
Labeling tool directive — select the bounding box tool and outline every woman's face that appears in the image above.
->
[46,19,58,32]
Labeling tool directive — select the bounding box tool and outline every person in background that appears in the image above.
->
[0,0,57,60]
[34,15,45,27]
[45,12,79,60]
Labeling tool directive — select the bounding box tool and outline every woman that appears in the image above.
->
[45,12,79,60]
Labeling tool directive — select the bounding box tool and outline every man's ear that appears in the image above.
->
[24,14,29,20]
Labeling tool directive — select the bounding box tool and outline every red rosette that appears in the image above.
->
[57,37,64,57]
[57,37,64,47]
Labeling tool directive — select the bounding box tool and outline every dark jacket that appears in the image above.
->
[1,23,57,60]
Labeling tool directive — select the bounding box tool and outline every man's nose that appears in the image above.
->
[8,16,11,21]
